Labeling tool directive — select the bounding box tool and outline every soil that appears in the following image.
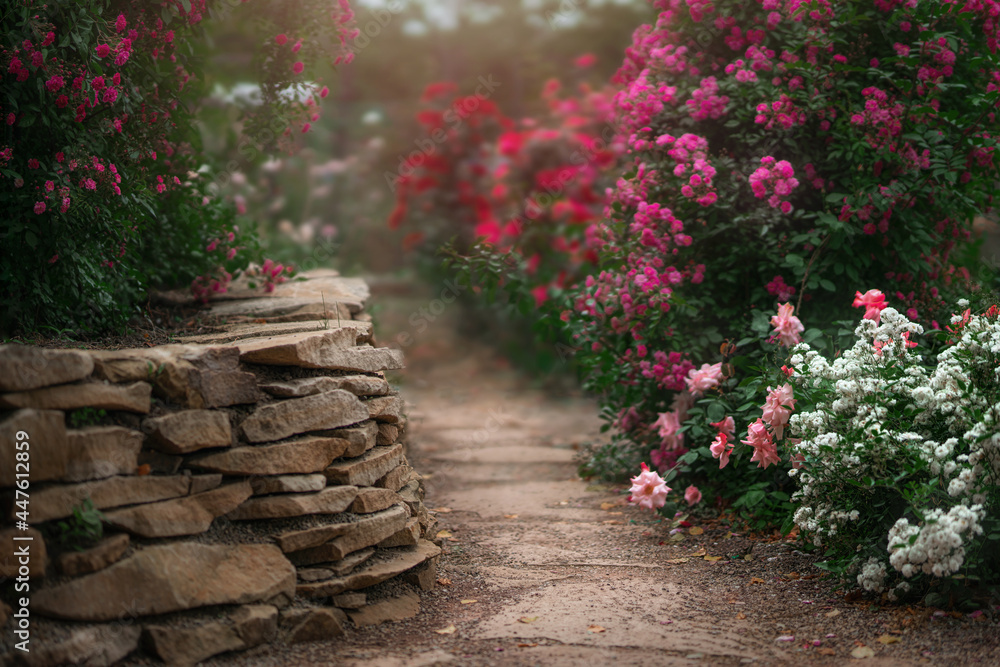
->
[197,279,1000,667]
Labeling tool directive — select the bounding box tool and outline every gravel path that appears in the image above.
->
[209,280,1000,667]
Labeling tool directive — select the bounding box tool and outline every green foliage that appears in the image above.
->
[67,407,107,429]
[50,498,105,552]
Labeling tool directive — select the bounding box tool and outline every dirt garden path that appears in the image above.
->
[212,278,999,667]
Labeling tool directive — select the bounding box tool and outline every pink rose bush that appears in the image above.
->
[1,0,356,332]
[552,0,999,529]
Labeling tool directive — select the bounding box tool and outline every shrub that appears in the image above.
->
[739,301,1000,600]
[389,74,624,368]
[549,0,1000,520]
[0,0,355,334]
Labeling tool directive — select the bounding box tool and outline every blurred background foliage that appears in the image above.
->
[195,0,648,275]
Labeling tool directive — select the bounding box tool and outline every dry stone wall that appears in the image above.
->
[0,271,440,666]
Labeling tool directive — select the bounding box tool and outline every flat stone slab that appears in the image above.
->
[320,420,378,458]
[176,319,372,346]
[56,533,130,577]
[237,329,403,373]
[237,328,357,367]
[348,591,420,627]
[15,623,140,667]
[0,381,151,413]
[281,606,347,644]
[241,390,369,443]
[324,444,405,487]
[0,409,67,486]
[288,504,410,565]
[376,464,413,493]
[144,604,278,665]
[226,485,359,521]
[350,487,402,514]
[64,426,143,482]
[144,410,232,454]
[89,345,258,409]
[379,518,421,548]
[25,475,193,523]
[296,540,441,598]
[251,473,327,495]
[377,424,400,446]
[34,542,295,621]
[295,549,376,581]
[104,481,253,538]
[187,435,350,476]
[323,345,405,373]
[365,395,405,423]
[0,344,94,392]
[260,374,389,398]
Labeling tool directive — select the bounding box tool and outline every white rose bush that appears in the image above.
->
[744,296,1000,600]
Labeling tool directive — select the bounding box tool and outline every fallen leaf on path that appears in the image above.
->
[432,507,453,513]
[744,554,754,561]
[436,530,453,539]
[750,577,766,584]
[825,610,841,618]
[606,511,624,516]
[437,578,452,587]
[850,646,875,659]
[447,537,460,543]
[817,648,836,656]
[602,520,623,525]
[877,635,900,645]
[668,533,685,542]
[783,572,800,580]
[704,555,723,562]
[503,514,518,519]
[518,616,539,624]
[600,502,619,510]
[665,558,690,564]
[435,625,457,635]
[688,526,704,535]
[517,643,538,648]
[690,548,707,557]
[736,612,747,620]
[587,625,606,633]
[460,599,477,605]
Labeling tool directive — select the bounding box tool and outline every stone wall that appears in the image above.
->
[0,271,440,666]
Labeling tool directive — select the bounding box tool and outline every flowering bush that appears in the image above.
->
[559,0,998,524]
[740,301,1000,599]
[0,0,355,333]
[392,74,623,304]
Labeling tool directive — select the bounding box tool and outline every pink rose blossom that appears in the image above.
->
[95,44,111,58]
[761,383,795,440]
[742,419,781,469]
[292,61,304,74]
[685,362,723,396]
[853,289,887,323]
[628,463,670,511]
[770,302,804,347]
[33,201,46,214]
[709,415,735,438]
[652,410,683,449]
[684,485,702,506]
[709,432,733,469]
[115,14,127,33]
[275,34,288,45]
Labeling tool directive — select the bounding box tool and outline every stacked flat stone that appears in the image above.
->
[0,272,440,666]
